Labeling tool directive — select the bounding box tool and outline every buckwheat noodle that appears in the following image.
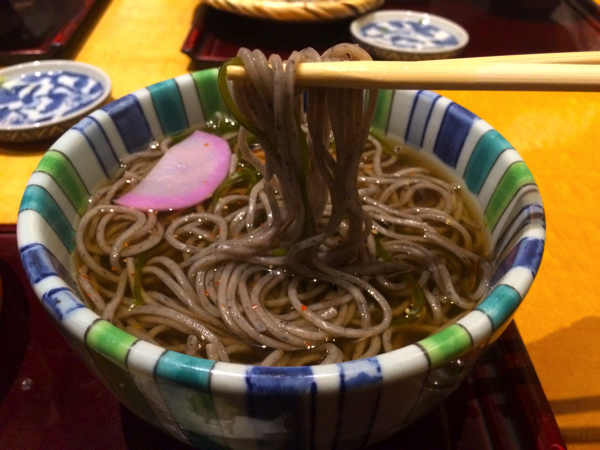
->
[75,44,491,366]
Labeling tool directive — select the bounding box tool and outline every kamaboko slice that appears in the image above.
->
[115,130,231,211]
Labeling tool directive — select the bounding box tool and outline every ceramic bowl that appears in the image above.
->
[0,60,111,143]
[17,69,544,449]
[350,10,469,61]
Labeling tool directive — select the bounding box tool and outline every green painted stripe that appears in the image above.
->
[372,89,393,133]
[418,324,472,367]
[34,149,90,215]
[147,79,189,136]
[191,68,227,123]
[484,161,535,231]
[19,185,75,253]
[156,350,215,391]
[85,320,137,369]
[156,376,225,448]
[476,284,521,330]
[88,344,160,428]
[463,130,512,194]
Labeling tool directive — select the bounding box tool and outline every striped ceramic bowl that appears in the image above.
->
[17,69,545,449]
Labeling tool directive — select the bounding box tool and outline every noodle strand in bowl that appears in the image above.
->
[75,44,491,366]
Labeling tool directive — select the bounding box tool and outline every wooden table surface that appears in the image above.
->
[1,0,600,448]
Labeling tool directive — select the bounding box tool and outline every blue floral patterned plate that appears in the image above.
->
[0,60,111,143]
[350,10,469,61]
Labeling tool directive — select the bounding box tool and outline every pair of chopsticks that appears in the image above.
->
[226,51,600,92]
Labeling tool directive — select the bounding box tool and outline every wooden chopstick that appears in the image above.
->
[226,52,600,92]
[413,51,600,65]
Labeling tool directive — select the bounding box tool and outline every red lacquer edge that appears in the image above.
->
[473,323,566,450]
[0,0,98,62]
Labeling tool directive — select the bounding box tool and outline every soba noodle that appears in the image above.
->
[75,44,491,366]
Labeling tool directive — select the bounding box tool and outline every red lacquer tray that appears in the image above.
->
[182,0,600,67]
[0,225,565,449]
[0,0,105,65]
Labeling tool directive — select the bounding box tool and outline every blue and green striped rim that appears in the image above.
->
[17,68,545,447]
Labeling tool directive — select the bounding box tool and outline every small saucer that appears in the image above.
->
[350,10,469,61]
[0,60,111,143]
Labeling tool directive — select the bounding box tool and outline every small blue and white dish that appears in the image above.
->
[350,10,469,61]
[0,60,111,143]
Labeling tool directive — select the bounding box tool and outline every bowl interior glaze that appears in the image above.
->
[16,68,544,449]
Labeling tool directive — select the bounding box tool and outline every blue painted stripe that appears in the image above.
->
[495,204,545,258]
[476,284,521,330]
[339,358,383,389]
[491,237,545,285]
[102,94,154,153]
[433,102,478,168]
[147,79,189,136]
[405,90,440,148]
[309,381,318,450]
[464,130,512,194]
[41,287,86,321]
[19,185,75,253]
[72,116,119,177]
[19,242,76,289]
[245,365,315,394]
[246,366,314,449]
[333,358,383,450]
